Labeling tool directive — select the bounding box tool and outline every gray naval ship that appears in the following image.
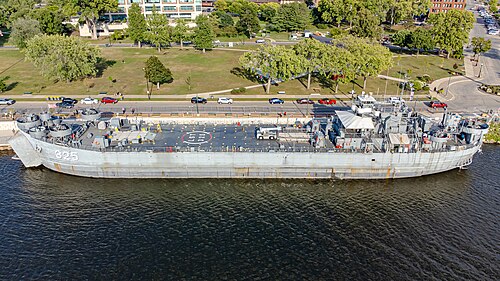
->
[9,95,490,179]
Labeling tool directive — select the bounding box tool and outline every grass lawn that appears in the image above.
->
[0,47,251,97]
[0,47,463,100]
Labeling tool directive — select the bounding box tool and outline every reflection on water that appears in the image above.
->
[0,146,498,280]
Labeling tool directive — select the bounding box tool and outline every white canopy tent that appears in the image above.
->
[335,110,375,130]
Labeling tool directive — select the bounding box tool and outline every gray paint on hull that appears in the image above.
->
[17,133,479,179]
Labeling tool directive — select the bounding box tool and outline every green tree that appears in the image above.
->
[407,28,435,56]
[73,0,118,40]
[343,36,393,89]
[173,19,189,50]
[9,18,42,49]
[259,2,280,22]
[391,29,412,51]
[317,0,357,28]
[144,56,173,98]
[236,9,259,38]
[429,9,474,58]
[293,39,328,89]
[1,0,37,27]
[127,3,147,47]
[327,46,356,93]
[471,37,492,62]
[145,7,171,52]
[351,8,382,39]
[30,6,65,35]
[490,0,498,13]
[193,15,215,53]
[240,45,306,94]
[214,0,229,12]
[24,34,100,82]
[387,0,413,25]
[272,2,312,32]
[411,0,431,17]
[215,11,234,28]
[229,0,258,15]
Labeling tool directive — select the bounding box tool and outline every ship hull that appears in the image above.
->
[11,132,480,179]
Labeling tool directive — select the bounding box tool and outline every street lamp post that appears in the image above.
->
[444,76,452,97]
[478,63,484,78]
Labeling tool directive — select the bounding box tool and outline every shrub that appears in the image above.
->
[409,80,424,91]
[230,87,246,94]
[419,74,432,83]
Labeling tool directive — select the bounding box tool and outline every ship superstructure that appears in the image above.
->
[9,99,489,179]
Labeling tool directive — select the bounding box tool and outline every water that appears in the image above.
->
[0,146,498,280]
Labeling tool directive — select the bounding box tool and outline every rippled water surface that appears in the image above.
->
[0,146,499,280]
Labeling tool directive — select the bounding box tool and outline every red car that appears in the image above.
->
[296,98,314,104]
[101,97,118,104]
[318,98,337,105]
[430,101,447,109]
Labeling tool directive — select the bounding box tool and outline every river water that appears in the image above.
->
[0,146,498,280]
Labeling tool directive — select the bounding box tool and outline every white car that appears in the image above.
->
[487,29,499,35]
[0,98,15,105]
[80,97,99,104]
[388,97,405,105]
[217,97,233,104]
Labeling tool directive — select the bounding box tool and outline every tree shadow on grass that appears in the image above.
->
[95,58,117,78]
[6,82,19,92]
[317,75,334,90]
[230,67,260,83]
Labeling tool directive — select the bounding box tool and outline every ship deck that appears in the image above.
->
[78,123,335,152]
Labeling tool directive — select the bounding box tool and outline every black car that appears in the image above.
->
[191,97,207,104]
[61,97,78,105]
[56,101,75,109]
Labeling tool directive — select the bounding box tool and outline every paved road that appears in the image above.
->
[0,100,467,118]
[442,0,500,112]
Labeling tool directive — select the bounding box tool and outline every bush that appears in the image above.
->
[409,80,424,91]
[419,74,432,83]
[230,87,246,94]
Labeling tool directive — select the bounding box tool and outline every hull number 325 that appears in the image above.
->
[55,150,78,161]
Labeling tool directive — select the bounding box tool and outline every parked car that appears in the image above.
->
[56,101,74,109]
[61,97,77,105]
[80,97,99,105]
[487,29,499,35]
[318,98,336,105]
[0,98,16,105]
[217,97,233,104]
[296,98,314,104]
[191,97,207,104]
[101,97,118,104]
[388,96,405,105]
[269,98,284,104]
[429,101,447,109]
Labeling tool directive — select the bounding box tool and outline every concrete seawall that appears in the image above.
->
[0,121,17,150]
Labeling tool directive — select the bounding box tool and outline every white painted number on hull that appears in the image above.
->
[55,150,79,161]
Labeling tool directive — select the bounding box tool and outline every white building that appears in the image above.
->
[118,0,203,20]
[79,0,202,37]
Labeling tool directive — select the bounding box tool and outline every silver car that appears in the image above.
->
[0,98,16,105]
